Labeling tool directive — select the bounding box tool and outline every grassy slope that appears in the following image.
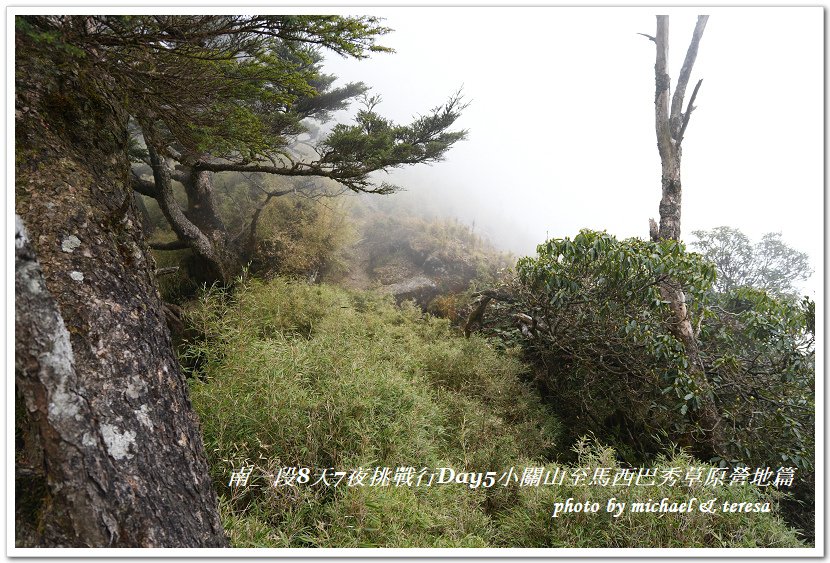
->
[186,278,804,548]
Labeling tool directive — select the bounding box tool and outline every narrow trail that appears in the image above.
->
[337,238,374,291]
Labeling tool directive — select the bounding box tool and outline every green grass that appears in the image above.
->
[496,440,804,548]
[186,278,805,548]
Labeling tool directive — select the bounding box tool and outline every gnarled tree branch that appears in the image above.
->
[131,172,158,198]
[149,240,190,251]
[147,143,227,282]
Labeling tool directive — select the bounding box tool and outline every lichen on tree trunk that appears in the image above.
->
[15,29,227,547]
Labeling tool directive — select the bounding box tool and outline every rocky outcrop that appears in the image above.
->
[382,275,439,308]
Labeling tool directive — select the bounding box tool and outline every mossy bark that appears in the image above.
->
[14,28,226,547]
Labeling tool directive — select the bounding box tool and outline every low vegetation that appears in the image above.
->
[185,278,804,548]
[497,440,802,548]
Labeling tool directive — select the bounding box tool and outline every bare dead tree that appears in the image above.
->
[653,15,707,241]
[645,15,722,460]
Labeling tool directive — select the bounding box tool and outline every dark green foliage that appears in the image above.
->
[321,94,468,193]
[513,230,717,459]
[700,287,814,470]
[505,230,813,477]
[22,15,466,199]
[18,15,391,157]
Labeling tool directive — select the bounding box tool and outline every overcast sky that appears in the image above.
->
[318,7,823,295]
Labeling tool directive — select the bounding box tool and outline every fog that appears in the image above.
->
[318,7,822,295]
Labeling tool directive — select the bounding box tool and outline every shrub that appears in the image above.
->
[507,230,814,469]
[512,230,717,460]
[250,191,353,280]
[480,230,815,539]
[699,288,814,470]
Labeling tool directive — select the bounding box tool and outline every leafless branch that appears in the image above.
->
[677,78,703,145]
[669,15,708,138]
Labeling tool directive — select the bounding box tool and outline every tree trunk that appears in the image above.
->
[654,15,707,242]
[15,32,227,547]
[651,15,721,460]
[658,282,722,459]
[183,168,226,235]
[147,156,246,286]
[183,168,248,285]
[244,187,293,259]
[148,146,234,286]
[134,193,156,236]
